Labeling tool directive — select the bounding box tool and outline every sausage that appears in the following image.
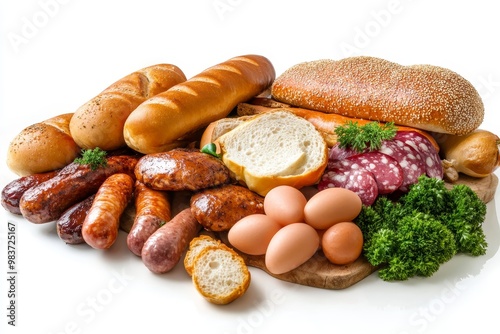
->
[190,184,265,231]
[236,102,440,151]
[56,194,95,244]
[1,170,59,215]
[135,148,231,191]
[141,208,202,274]
[127,181,172,256]
[319,163,379,206]
[19,155,138,224]
[82,173,135,249]
[345,152,404,194]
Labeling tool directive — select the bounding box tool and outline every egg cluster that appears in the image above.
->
[228,186,364,275]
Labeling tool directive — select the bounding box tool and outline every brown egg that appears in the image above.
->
[321,222,363,265]
[304,187,362,230]
[264,185,307,226]
[227,214,282,255]
[265,223,319,274]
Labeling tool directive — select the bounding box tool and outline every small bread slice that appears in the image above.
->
[192,244,251,305]
[218,110,328,196]
[184,235,221,276]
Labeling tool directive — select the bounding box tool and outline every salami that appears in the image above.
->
[319,161,378,206]
[379,139,426,192]
[346,152,403,194]
[395,131,443,179]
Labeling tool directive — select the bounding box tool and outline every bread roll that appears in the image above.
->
[70,64,186,151]
[123,55,275,154]
[7,113,81,176]
[218,110,328,196]
[271,56,484,135]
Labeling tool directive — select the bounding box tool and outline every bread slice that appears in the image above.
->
[192,244,251,305]
[218,110,328,196]
[184,235,221,276]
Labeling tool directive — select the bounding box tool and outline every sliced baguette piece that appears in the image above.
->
[217,110,328,196]
[184,235,221,276]
[192,244,251,305]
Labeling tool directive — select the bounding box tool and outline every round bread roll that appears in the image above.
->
[271,56,484,135]
[7,113,81,176]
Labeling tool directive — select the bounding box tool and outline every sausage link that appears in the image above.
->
[56,194,95,244]
[141,208,201,274]
[1,170,59,215]
[19,155,138,224]
[82,173,135,249]
[127,181,171,256]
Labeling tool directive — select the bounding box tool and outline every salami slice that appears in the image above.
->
[327,144,362,165]
[379,139,426,192]
[346,152,403,194]
[318,161,378,206]
[395,131,443,179]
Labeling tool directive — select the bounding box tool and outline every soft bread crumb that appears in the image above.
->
[218,110,328,196]
[191,243,250,305]
[184,235,221,276]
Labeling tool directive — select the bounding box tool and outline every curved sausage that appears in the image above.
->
[19,155,138,224]
[56,194,95,244]
[141,208,202,274]
[1,170,59,215]
[82,173,135,249]
[127,181,172,256]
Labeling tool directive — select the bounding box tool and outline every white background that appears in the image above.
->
[1,0,499,333]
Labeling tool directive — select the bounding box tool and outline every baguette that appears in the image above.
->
[70,64,186,151]
[123,55,275,154]
[271,56,484,135]
[7,113,81,176]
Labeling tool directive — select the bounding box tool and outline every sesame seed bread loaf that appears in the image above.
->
[217,110,328,196]
[271,56,484,135]
[191,243,251,305]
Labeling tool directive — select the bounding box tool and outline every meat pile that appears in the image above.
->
[319,131,443,205]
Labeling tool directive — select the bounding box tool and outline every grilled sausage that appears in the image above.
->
[56,194,95,244]
[82,173,135,249]
[135,148,231,191]
[1,170,59,215]
[141,208,202,274]
[127,181,172,256]
[190,184,265,231]
[19,155,138,224]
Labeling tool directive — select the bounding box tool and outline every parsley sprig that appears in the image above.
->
[74,147,108,170]
[335,121,397,152]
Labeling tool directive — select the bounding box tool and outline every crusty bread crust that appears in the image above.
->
[7,113,81,176]
[70,64,186,150]
[271,56,484,135]
[124,55,275,154]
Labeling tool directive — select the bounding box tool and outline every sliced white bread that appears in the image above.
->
[217,110,328,196]
[192,244,251,305]
[184,235,221,276]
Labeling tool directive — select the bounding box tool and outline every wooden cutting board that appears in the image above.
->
[220,173,498,290]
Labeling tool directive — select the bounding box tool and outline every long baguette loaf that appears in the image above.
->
[271,56,484,135]
[7,113,80,176]
[70,64,186,151]
[123,55,275,154]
